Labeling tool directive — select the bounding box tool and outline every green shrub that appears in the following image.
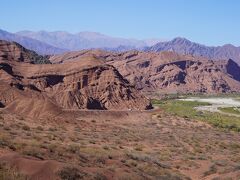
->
[154,99,240,132]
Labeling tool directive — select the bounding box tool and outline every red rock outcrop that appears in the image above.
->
[0,40,151,118]
[50,50,240,94]
[0,40,50,64]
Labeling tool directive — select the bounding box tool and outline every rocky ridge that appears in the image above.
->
[0,40,151,118]
[147,37,240,65]
[50,50,240,94]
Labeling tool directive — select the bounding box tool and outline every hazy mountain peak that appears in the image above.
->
[171,37,193,44]
[148,37,240,64]
[78,31,106,36]
[16,30,151,50]
[77,31,110,40]
[0,29,67,54]
[143,38,166,46]
[222,44,236,48]
[0,29,9,34]
[172,37,189,41]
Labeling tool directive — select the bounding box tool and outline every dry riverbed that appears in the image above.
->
[179,97,240,117]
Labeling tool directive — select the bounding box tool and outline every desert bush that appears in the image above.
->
[93,173,107,180]
[134,145,144,151]
[3,126,11,131]
[89,140,96,144]
[67,144,80,154]
[47,144,57,153]
[58,166,86,180]
[95,157,106,164]
[229,143,240,150]
[126,152,170,169]
[23,147,44,160]
[102,145,109,150]
[0,162,27,180]
[203,164,217,177]
[22,125,30,131]
[48,127,57,131]
[36,126,44,131]
[0,134,12,148]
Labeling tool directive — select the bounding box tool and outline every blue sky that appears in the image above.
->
[1,0,240,46]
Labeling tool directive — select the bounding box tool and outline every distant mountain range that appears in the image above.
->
[147,37,240,64]
[16,30,161,51]
[0,29,66,54]
[0,29,240,64]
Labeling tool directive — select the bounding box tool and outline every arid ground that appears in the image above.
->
[0,101,240,180]
[2,1,240,179]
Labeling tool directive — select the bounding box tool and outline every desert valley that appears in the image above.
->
[1,1,240,180]
[0,36,240,180]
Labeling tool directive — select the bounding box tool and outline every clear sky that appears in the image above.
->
[1,0,240,46]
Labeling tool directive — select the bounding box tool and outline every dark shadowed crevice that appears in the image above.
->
[0,63,13,75]
[46,75,64,86]
[174,61,187,70]
[10,83,24,90]
[86,98,106,110]
[27,84,41,92]
[138,61,150,68]
[0,101,5,108]
[177,71,187,84]
[145,103,153,110]
[10,83,41,92]
[226,59,240,81]
[82,75,88,88]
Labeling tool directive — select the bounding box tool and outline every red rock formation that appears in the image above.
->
[50,50,240,94]
[0,40,151,118]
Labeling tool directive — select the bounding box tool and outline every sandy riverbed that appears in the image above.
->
[179,97,240,117]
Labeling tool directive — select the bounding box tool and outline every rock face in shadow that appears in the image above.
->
[0,101,4,108]
[0,40,50,64]
[50,49,240,94]
[107,51,240,94]
[226,59,240,81]
[0,41,151,118]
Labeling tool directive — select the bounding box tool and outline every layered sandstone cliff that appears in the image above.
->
[50,50,240,94]
[0,40,151,118]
